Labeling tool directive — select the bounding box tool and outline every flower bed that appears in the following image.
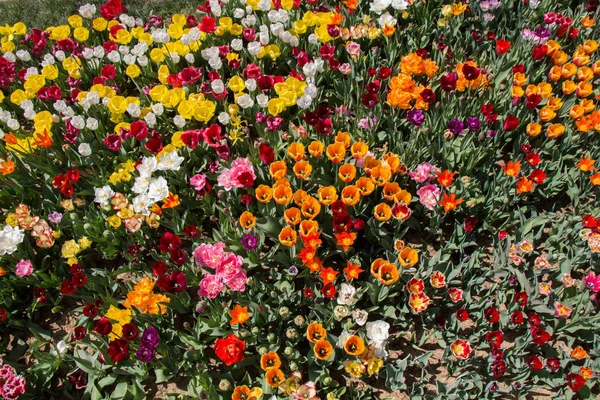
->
[0,0,599,399]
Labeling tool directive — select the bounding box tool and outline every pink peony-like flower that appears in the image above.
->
[193,242,227,269]
[15,259,33,277]
[198,274,224,298]
[189,174,208,192]
[225,270,247,292]
[409,163,437,183]
[217,158,256,190]
[216,253,243,282]
[416,184,441,210]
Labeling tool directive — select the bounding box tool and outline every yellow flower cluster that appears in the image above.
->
[61,237,92,265]
[267,77,307,116]
[104,305,132,340]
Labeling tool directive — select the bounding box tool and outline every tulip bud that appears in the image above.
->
[218,379,231,391]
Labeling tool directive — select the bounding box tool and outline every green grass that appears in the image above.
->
[0,0,198,29]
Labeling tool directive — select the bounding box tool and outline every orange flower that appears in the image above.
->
[374,203,392,221]
[370,258,387,278]
[273,185,293,205]
[526,122,542,137]
[284,207,302,226]
[260,352,281,371]
[382,182,401,202]
[581,15,595,29]
[162,193,180,208]
[239,211,256,229]
[516,177,534,194]
[326,142,346,163]
[298,247,317,266]
[399,247,418,268]
[502,161,521,177]
[293,160,312,180]
[343,261,364,281]
[278,227,297,247]
[335,131,351,148]
[343,0,358,9]
[287,142,305,161]
[578,156,596,172]
[319,266,338,284]
[0,159,15,176]
[356,177,375,196]
[351,142,368,159]
[270,160,287,180]
[438,192,463,213]
[308,140,324,157]
[3,133,18,145]
[300,224,321,244]
[370,165,392,186]
[580,367,593,381]
[232,386,262,400]
[571,346,588,360]
[229,304,250,325]
[32,130,53,148]
[255,185,273,203]
[591,172,600,186]
[313,340,333,360]
[341,185,361,206]
[305,257,324,273]
[307,322,327,343]
[343,335,366,356]
[378,263,399,285]
[437,170,456,187]
[293,189,309,206]
[338,163,357,183]
[301,197,321,219]
[265,368,285,387]
[317,186,338,205]
[546,123,565,139]
[334,232,357,251]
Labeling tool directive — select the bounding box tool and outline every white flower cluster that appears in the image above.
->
[0,225,25,255]
[370,0,409,14]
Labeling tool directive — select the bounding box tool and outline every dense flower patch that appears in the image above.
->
[0,0,599,398]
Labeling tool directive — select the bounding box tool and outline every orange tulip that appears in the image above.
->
[516,177,535,194]
[319,266,338,284]
[343,261,364,281]
[334,231,357,251]
[343,336,366,356]
[287,141,305,161]
[437,170,456,187]
[284,207,302,226]
[278,227,297,247]
[338,163,357,183]
[229,305,250,325]
[439,192,463,212]
[308,140,324,157]
[255,185,273,203]
[265,368,285,387]
[502,161,521,177]
[260,352,281,371]
[313,340,333,360]
[239,211,256,229]
[307,322,327,343]
[326,142,346,163]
